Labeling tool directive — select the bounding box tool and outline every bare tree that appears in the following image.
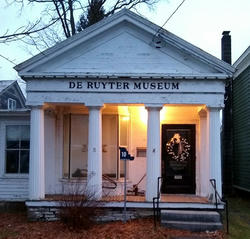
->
[1,0,160,48]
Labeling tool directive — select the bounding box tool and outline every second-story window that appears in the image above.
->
[8,98,16,110]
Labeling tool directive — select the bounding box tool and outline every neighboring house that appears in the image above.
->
[0,80,30,200]
[3,9,234,204]
[0,80,26,110]
[232,46,250,192]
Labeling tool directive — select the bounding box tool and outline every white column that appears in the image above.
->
[146,105,162,201]
[29,106,45,200]
[87,106,102,199]
[198,109,209,197]
[207,107,222,197]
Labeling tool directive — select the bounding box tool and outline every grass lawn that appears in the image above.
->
[226,194,250,239]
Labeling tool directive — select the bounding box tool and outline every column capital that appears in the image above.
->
[87,105,103,111]
[85,103,103,108]
[145,104,163,111]
[28,105,44,110]
[198,108,207,118]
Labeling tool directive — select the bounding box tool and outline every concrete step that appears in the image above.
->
[160,210,223,232]
[161,210,221,223]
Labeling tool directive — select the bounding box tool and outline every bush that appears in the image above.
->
[59,181,102,231]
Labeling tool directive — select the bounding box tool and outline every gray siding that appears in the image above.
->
[0,115,30,201]
[233,66,250,191]
[0,178,28,201]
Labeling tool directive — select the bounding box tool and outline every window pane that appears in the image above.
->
[102,115,118,177]
[70,115,88,178]
[20,150,29,173]
[20,126,30,148]
[120,117,128,146]
[6,150,19,173]
[6,126,20,149]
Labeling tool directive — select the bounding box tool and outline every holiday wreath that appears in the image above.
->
[166,133,191,162]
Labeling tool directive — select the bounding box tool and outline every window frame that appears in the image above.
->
[62,113,131,181]
[0,120,30,178]
[7,98,17,110]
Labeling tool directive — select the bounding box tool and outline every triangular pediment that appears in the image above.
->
[15,9,234,79]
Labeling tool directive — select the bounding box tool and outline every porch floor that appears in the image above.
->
[101,195,209,204]
[45,194,209,204]
[28,194,222,210]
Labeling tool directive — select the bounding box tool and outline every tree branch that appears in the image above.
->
[0,18,59,43]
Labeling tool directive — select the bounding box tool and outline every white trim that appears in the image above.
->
[20,73,230,80]
[0,120,30,177]
[233,46,250,78]
[233,46,250,67]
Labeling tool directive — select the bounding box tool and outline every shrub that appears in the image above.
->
[59,180,102,231]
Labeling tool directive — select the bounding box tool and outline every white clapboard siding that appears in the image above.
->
[0,178,28,201]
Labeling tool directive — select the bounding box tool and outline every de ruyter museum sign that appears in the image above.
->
[68,80,180,92]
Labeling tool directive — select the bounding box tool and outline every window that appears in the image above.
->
[63,113,127,179]
[7,98,16,110]
[63,114,88,178]
[119,115,130,178]
[5,125,30,174]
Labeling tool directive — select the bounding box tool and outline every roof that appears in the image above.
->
[233,46,250,78]
[0,80,16,94]
[0,80,26,108]
[15,9,235,79]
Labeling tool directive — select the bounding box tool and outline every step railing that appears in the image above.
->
[210,179,229,234]
[153,176,163,228]
[102,174,117,189]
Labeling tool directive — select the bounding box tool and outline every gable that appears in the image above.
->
[15,9,234,79]
[30,27,221,76]
[0,81,26,110]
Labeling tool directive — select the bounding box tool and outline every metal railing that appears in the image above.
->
[210,179,229,234]
[153,176,163,228]
[102,174,117,189]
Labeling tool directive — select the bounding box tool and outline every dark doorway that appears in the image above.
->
[161,124,196,194]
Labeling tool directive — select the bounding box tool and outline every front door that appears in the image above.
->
[161,124,195,194]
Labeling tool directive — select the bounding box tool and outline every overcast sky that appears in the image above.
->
[0,0,249,81]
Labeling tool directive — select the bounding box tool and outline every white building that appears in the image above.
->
[2,9,235,202]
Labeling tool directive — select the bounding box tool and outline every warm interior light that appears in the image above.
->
[122,116,130,121]
[118,106,129,115]
[160,106,168,122]
[139,106,148,125]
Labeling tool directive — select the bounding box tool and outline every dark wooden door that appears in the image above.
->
[161,124,195,194]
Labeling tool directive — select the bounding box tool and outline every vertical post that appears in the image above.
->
[207,107,222,197]
[198,109,209,197]
[29,106,45,200]
[123,158,127,222]
[87,106,103,200]
[145,105,162,201]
